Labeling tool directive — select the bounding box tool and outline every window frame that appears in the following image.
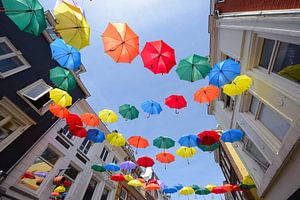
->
[99,146,109,162]
[112,156,118,164]
[79,137,93,155]
[119,187,128,200]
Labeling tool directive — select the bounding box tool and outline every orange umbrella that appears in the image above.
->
[49,103,70,118]
[155,152,175,170]
[102,23,139,63]
[194,85,219,104]
[80,113,99,127]
[128,136,149,153]
[145,183,160,191]
[136,178,146,185]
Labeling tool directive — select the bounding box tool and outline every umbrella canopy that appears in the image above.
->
[54,186,66,193]
[1,0,46,36]
[198,131,220,146]
[163,186,178,194]
[195,188,211,195]
[119,104,139,120]
[110,174,125,182]
[91,164,106,172]
[104,163,120,172]
[197,142,220,152]
[49,103,70,118]
[165,95,187,114]
[98,109,118,124]
[223,184,233,192]
[209,59,240,87]
[176,147,196,158]
[278,63,300,82]
[128,179,143,187]
[149,179,158,184]
[66,114,86,137]
[87,129,105,143]
[137,156,155,168]
[80,113,99,127]
[106,131,126,147]
[55,0,85,18]
[153,136,175,150]
[141,100,162,117]
[102,23,139,63]
[223,75,252,96]
[179,187,194,195]
[119,161,136,171]
[242,176,255,186]
[136,178,146,185]
[54,2,90,50]
[50,66,76,91]
[128,136,149,152]
[124,174,133,181]
[221,129,244,143]
[49,88,72,107]
[178,134,199,147]
[23,171,35,179]
[211,186,228,194]
[176,54,211,82]
[141,40,176,74]
[156,152,175,164]
[205,184,216,191]
[34,171,47,178]
[145,183,160,191]
[174,184,183,190]
[194,85,219,104]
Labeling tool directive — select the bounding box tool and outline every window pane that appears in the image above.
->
[101,188,110,200]
[84,141,92,154]
[273,42,300,83]
[65,165,79,181]
[245,139,269,172]
[0,42,12,55]
[249,95,259,115]
[103,151,109,161]
[80,138,88,150]
[0,56,23,73]
[82,178,97,200]
[23,83,51,101]
[259,39,275,69]
[258,104,290,141]
[40,148,59,166]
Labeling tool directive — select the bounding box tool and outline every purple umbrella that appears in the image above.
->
[120,161,136,171]
[34,171,48,178]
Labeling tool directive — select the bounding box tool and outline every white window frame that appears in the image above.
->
[99,146,109,162]
[64,163,81,183]
[112,157,118,164]
[120,188,127,200]
[0,37,31,78]
[79,137,93,155]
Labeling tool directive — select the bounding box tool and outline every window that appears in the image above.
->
[59,124,74,141]
[0,37,31,78]
[19,147,59,190]
[219,89,235,111]
[82,178,98,200]
[79,138,93,155]
[216,0,225,2]
[18,79,52,115]
[42,11,60,43]
[100,188,110,200]
[100,147,109,162]
[64,164,80,182]
[112,157,118,164]
[128,195,137,200]
[120,188,127,200]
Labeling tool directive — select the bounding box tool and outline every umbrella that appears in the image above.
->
[128,179,143,187]
[104,163,120,172]
[191,185,200,191]
[54,186,66,193]
[141,167,153,182]
[198,131,220,146]
[221,129,244,143]
[176,147,196,164]
[137,156,155,168]
[55,0,85,18]
[119,104,139,120]
[98,109,118,124]
[22,171,35,179]
[278,63,300,82]
[50,66,76,92]
[211,186,227,194]
[174,184,183,190]
[163,186,178,194]
[50,39,81,71]
[119,161,136,171]
[1,0,46,36]
[242,176,255,185]
[49,88,72,107]
[176,54,211,82]
[80,113,99,127]
[34,171,47,178]
[66,114,86,138]
[178,134,199,147]
[87,129,105,143]
[124,175,133,181]
[145,183,160,191]
[208,59,240,87]
[54,2,90,50]
[91,164,106,172]
[136,178,146,185]
[156,152,175,169]
[141,100,162,117]
[49,103,70,118]
[153,136,175,150]
[179,187,194,195]
[165,95,187,114]
[128,136,149,153]
[223,75,252,96]
[205,184,216,191]
[110,174,125,182]
[141,40,176,74]
[223,184,233,192]
[194,85,219,104]
[197,142,220,152]
[106,131,126,147]
[157,180,166,189]
[195,188,211,195]
[102,23,139,63]
[149,179,158,184]
[232,184,241,191]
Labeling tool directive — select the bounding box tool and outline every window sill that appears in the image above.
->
[9,185,39,200]
[57,132,74,146]
[76,149,90,161]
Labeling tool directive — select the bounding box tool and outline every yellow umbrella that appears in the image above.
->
[54,2,90,50]
[106,131,126,147]
[179,186,194,195]
[242,176,254,185]
[49,88,72,107]
[278,64,300,82]
[128,179,143,187]
[176,146,196,164]
[124,174,134,182]
[54,185,66,193]
[205,184,216,191]
[223,75,252,96]
[98,109,118,124]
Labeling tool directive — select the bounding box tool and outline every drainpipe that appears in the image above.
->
[216,9,300,18]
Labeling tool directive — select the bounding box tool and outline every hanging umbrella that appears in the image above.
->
[22,171,35,179]
[104,163,120,172]
[278,63,300,82]
[66,114,86,138]
[174,184,183,190]
[232,184,241,191]
[119,104,139,120]
[179,187,194,195]
[178,134,199,147]
[34,171,47,178]
[124,175,133,182]
[194,85,219,104]
[176,147,196,164]
[49,88,72,107]
[153,136,175,150]
[50,66,76,91]
[98,109,118,124]
[211,186,228,194]
[102,23,139,63]
[195,188,211,195]
[111,174,125,182]
[141,167,153,182]
[54,2,90,50]
[208,59,240,87]
[197,142,220,152]
[221,129,244,143]
[91,164,106,172]
[198,131,220,146]
[55,0,86,18]
[136,178,146,185]
[80,113,99,127]
[128,179,143,187]
[157,180,166,190]
[1,0,46,36]
[205,184,216,191]
[145,183,160,191]
[156,152,175,169]
[128,136,149,153]
[87,129,105,143]
[165,95,187,114]
[141,40,176,74]
[49,103,70,118]
[223,184,233,192]
[176,54,211,82]
[191,185,200,191]
[137,156,155,168]
[141,100,162,117]
[223,75,253,96]
[149,179,158,184]
[119,161,136,171]
[163,186,178,194]
[106,131,126,147]
[54,186,66,193]
[242,176,255,185]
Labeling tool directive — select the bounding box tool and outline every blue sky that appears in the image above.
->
[41,0,225,199]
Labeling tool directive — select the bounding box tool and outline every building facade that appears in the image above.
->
[209,0,300,199]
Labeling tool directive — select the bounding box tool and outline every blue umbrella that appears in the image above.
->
[221,129,244,143]
[50,38,81,71]
[104,163,120,172]
[141,100,162,117]
[208,59,240,87]
[163,186,178,194]
[174,184,183,190]
[87,129,105,143]
[119,161,136,171]
[178,134,199,147]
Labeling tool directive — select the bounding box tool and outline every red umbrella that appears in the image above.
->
[211,186,228,194]
[137,156,155,167]
[148,179,158,184]
[223,184,233,192]
[68,126,87,138]
[165,95,187,114]
[141,40,176,74]
[232,184,241,191]
[111,174,125,182]
[66,114,87,138]
[23,171,35,179]
[198,131,220,145]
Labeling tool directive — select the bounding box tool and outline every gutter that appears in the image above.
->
[216,9,300,18]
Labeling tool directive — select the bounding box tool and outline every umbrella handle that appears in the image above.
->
[175,109,179,114]
[147,113,150,118]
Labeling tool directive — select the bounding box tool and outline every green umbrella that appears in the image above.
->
[195,188,211,195]
[153,136,175,150]
[1,0,47,36]
[239,184,256,190]
[197,141,220,152]
[191,185,200,191]
[91,164,106,172]
[50,66,76,91]
[176,54,211,82]
[119,104,139,120]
